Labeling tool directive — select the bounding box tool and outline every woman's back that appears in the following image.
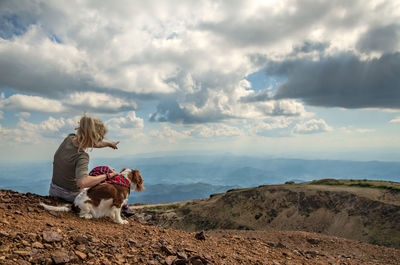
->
[52,133,89,192]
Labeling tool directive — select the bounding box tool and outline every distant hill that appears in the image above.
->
[1,155,400,204]
[132,179,400,249]
[131,183,239,204]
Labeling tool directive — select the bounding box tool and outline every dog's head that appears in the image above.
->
[120,168,145,192]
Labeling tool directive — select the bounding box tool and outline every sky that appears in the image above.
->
[0,0,400,162]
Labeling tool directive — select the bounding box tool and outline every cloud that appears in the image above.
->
[247,117,294,137]
[270,52,400,109]
[189,124,244,138]
[1,0,399,136]
[17,116,77,137]
[0,92,137,114]
[0,110,3,119]
[291,41,330,54]
[0,123,33,144]
[339,127,375,134]
[107,111,144,130]
[390,117,400,123]
[15,112,30,119]
[292,119,332,134]
[356,24,400,53]
[65,92,137,114]
[197,0,366,48]
[149,125,189,142]
[0,116,78,144]
[0,94,65,113]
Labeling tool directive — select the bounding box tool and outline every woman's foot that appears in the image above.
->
[121,203,135,217]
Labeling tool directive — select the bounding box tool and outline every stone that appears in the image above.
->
[51,250,70,264]
[0,219,9,225]
[32,242,44,249]
[15,259,30,265]
[276,242,286,248]
[189,257,204,265]
[14,250,30,256]
[177,251,188,259]
[75,250,87,260]
[195,231,206,240]
[29,248,39,257]
[174,259,188,265]
[161,245,176,256]
[76,244,86,251]
[165,255,177,265]
[43,230,62,242]
[74,235,88,244]
[0,231,10,237]
[305,250,319,257]
[307,238,321,245]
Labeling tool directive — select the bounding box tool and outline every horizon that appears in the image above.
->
[1,1,400,163]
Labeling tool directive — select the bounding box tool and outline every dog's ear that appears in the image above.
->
[132,169,145,192]
[120,168,126,173]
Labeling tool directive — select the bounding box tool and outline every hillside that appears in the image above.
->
[1,189,400,264]
[132,179,400,249]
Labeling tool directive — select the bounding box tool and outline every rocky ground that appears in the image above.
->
[0,189,399,265]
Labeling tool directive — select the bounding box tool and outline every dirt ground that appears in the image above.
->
[0,189,399,265]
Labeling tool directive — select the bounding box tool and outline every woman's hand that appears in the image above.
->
[108,141,120,149]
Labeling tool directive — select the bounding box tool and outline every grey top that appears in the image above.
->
[51,134,89,192]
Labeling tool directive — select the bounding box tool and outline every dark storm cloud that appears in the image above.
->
[291,41,330,54]
[270,52,400,109]
[240,90,271,103]
[356,24,400,53]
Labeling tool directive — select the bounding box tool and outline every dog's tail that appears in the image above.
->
[40,202,71,212]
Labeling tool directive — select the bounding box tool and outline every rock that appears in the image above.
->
[164,255,177,265]
[29,248,39,257]
[161,245,176,256]
[51,250,70,264]
[14,250,30,256]
[75,250,87,260]
[184,248,197,253]
[43,230,62,243]
[195,231,206,241]
[305,250,319,257]
[189,256,206,265]
[174,258,188,265]
[15,259,30,265]
[47,211,59,217]
[177,251,188,259]
[76,244,86,251]
[32,242,44,249]
[74,235,88,244]
[0,231,10,237]
[307,238,321,245]
[27,233,37,241]
[276,242,286,248]
[0,218,9,225]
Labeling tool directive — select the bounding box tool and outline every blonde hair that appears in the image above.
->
[75,114,107,150]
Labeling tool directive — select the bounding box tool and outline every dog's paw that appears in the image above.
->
[115,219,128,224]
[80,213,93,219]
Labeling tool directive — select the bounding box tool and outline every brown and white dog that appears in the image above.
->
[40,168,144,224]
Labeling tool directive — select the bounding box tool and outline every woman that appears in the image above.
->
[49,114,120,202]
